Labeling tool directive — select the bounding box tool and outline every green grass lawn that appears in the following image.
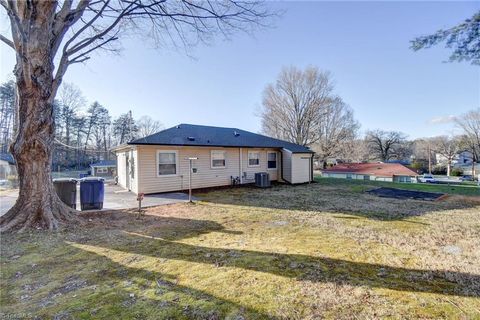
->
[1,183,479,319]
[315,175,480,197]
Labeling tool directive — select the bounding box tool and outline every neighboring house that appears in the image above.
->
[437,151,473,166]
[322,162,418,183]
[454,163,479,176]
[113,124,314,194]
[0,152,17,180]
[90,160,117,177]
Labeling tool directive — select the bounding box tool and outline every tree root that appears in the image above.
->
[0,194,82,232]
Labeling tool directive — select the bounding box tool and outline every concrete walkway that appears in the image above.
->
[0,184,193,216]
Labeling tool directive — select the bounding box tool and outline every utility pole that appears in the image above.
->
[428,142,432,174]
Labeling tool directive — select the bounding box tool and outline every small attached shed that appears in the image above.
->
[90,160,117,177]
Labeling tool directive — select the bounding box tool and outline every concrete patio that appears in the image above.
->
[0,183,194,216]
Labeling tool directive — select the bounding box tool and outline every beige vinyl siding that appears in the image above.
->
[137,146,241,194]
[135,146,281,194]
[291,153,312,184]
[241,148,279,183]
[281,149,293,183]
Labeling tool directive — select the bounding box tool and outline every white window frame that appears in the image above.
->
[211,150,226,169]
[267,151,277,170]
[248,151,260,167]
[97,167,108,174]
[156,150,178,177]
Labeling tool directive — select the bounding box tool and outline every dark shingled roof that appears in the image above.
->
[128,124,313,153]
[90,160,116,167]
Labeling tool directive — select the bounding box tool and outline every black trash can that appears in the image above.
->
[53,178,77,209]
[79,177,105,211]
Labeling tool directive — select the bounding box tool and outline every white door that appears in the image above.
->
[295,156,311,183]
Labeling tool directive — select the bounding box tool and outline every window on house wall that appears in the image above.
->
[157,151,177,176]
[267,152,277,169]
[97,167,107,174]
[248,151,260,167]
[211,150,226,168]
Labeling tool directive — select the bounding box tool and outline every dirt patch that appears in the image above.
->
[367,187,444,201]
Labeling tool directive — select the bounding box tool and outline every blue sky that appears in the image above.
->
[1,1,479,139]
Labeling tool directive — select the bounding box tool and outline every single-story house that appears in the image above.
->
[112,124,314,194]
[0,152,17,180]
[90,160,117,177]
[322,162,418,183]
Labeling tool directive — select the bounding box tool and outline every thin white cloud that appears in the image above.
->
[428,115,457,125]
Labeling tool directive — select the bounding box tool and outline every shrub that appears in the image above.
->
[450,168,463,176]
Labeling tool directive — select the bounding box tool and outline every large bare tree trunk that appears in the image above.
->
[0,1,79,232]
[0,89,78,232]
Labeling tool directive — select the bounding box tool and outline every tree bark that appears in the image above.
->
[0,0,79,232]
[1,86,79,232]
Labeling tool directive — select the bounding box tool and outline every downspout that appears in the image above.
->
[310,153,313,182]
[239,148,243,184]
[280,150,284,182]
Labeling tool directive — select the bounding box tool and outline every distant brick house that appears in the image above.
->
[322,162,418,183]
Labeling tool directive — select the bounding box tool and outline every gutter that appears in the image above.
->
[128,142,314,154]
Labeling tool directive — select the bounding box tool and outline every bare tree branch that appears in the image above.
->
[0,33,14,49]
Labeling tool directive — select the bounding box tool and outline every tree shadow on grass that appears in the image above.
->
[1,222,273,319]
[66,248,276,319]
[73,216,480,299]
[196,183,480,221]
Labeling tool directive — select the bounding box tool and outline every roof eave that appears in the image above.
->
[128,141,312,153]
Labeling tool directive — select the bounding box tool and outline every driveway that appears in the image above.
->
[0,183,194,216]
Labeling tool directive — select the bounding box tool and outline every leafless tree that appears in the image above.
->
[365,130,408,162]
[57,83,86,164]
[431,135,461,176]
[455,108,480,177]
[260,66,334,146]
[0,0,271,231]
[0,80,16,153]
[412,138,436,174]
[137,115,164,138]
[311,97,360,167]
[345,139,370,163]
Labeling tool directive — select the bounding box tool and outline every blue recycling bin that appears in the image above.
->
[80,177,105,210]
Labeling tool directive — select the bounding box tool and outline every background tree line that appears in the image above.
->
[0,80,162,170]
[260,66,479,176]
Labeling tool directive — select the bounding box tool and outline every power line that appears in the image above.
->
[54,138,110,153]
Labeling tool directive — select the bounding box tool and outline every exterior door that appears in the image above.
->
[125,152,130,190]
[297,156,311,183]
